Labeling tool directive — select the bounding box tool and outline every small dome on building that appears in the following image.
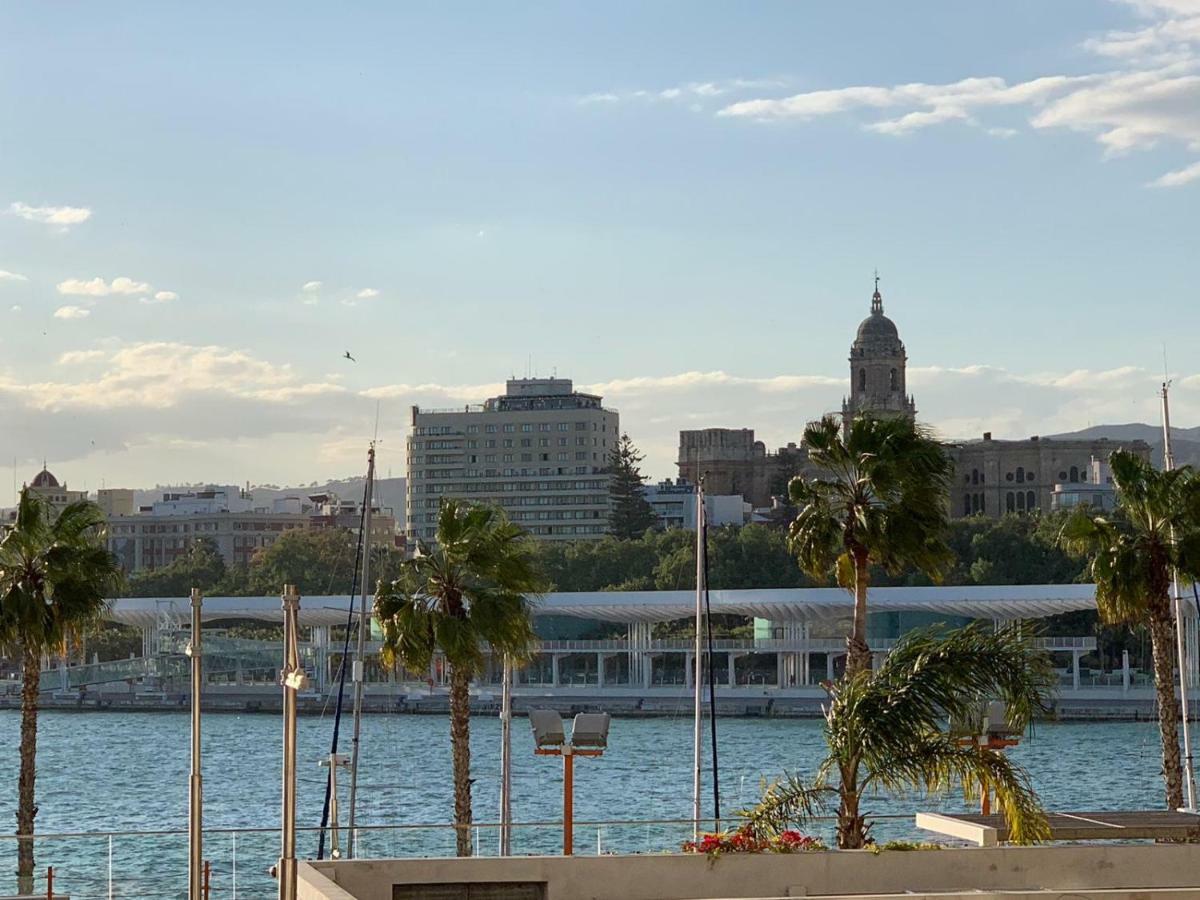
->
[855,310,900,342]
[30,468,60,489]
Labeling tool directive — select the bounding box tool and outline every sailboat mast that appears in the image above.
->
[692,479,705,839]
[346,444,376,856]
[1162,382,1197,811]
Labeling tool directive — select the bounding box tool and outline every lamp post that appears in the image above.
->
[530,710,610,855]
[187,588,203,900]
[279,585,305,900]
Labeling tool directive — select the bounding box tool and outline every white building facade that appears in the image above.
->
[406,377,617,543]
[643,478,751,530]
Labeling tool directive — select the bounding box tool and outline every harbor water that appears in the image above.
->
[0,710,1173,898]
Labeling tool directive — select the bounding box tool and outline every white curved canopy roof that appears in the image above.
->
[105,584,1099,629]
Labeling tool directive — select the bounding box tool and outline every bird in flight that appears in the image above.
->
[343,351,356,362]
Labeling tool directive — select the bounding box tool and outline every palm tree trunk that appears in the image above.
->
[836,763,868,849]
[448,663,474,857]
[1148,601,1184,809]
[845,549,872,677]
[16,646,40,894]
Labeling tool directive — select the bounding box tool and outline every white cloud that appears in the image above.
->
[58,350,108,365]
[10,305,21,313]
[54,305,91,320]
[579,78,787,107]
[149,290,179,303]
[578,92,619,104]
[1150,158,1200,184]
[58,276,152,297]
[356,288,380,299]
[9,202,92,229]
[711,3,1200,186]
[0,270,28,282]
[301,280,322,293]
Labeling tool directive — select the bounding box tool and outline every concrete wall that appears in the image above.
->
[300,843,1200,900]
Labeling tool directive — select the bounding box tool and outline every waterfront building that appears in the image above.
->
[307,491,402,549]
[106,508,311,572]
[642,478,751,529]
[96,488,135,517]
[678,280,1152,518]
[406,377,617,543]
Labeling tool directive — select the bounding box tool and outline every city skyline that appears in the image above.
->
[3,1,1199,503]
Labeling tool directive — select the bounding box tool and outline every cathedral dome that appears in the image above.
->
[856,310,899,342]
[30,468,60,488]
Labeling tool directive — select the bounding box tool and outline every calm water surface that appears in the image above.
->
[0,710,1172,898]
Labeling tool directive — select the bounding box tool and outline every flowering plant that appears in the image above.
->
[681,825,824,857]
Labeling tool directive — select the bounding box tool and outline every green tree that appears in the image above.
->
[248,528,360,595]
[374,500,545,856]
[1059,451,1200,809]
[745,624,1053,849]
[0,492,121,892]
[607,432,657,539]
[126,537,227,597]
[787,415,953,675]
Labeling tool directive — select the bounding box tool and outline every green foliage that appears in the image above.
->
[607,432,658,540]
[126,537,227,597]
[787,415,954,590]
[743,624,1054,849]
[374,499,546,676]
[0,492,123,654]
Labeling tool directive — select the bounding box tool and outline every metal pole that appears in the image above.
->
[563,747,574,856]
[279,585,301,900]
[347,444,375,858]
[499,655,513,856]
[1162,382,1198,811]
[188,588,203,900]
[691,483,704,839]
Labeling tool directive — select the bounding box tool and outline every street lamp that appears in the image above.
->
[530,710,611,856]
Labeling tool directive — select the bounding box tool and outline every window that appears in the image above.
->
[1016,466,1024,484]
[558,423,569,431]
[889,368,898,390]
[521,423,532,432]
[1026,491,1036,511]
[1069,466,1080,483]
[971,469,979,486]
[1006,492,1015,513]
[503,424,515,433]
[539,423,551,432]
[486,424,496,433]
[858,369,866,391]
[467,425,479,434]
[1016,492,1026,511]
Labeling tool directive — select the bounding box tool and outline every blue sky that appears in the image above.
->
[2,1,1199,501]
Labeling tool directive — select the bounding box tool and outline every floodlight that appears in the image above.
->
[982,700,1021,737]
[529,709,566,748]
[570,712,611,749]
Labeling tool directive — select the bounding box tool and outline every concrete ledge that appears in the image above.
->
[298,861,357,900]
[303,843,1200,900]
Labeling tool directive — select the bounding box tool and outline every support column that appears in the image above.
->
[775,651,784,687]
[684,653,693,690]
[596,653,605,688]
[1122,649,1131,693]
[728,653,737,688]
[551,655,560,689]
[1072,651,1081,691]
[826,654,835,683]
[644,654,653,689]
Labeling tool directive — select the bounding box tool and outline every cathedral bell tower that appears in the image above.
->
[841,276,917,426]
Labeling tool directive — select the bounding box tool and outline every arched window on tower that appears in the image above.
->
[1026,491,1036,511]
[964,495,972,517]
[1006,492,1015,513]
[1016,466,1025,484]
[858,369,867,392]
[1069,466,1080,483]
[1017,492,1026,512]
[971,494,980,514]
[890,368,898,391]
[971,469,979,486]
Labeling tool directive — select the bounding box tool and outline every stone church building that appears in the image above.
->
[677,281,1149,517]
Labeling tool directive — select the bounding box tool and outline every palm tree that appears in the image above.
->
[1059,450,1200,809]
[744,624,1054,849]
[0,491,121,892]
[374,499,545,856]
[788,414,952,676]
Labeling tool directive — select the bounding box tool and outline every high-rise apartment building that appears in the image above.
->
[406,377,617,542]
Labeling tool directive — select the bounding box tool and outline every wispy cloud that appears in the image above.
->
[356,288,380,300]
[578,78,787,107]
[9,202,92,229]
[710,2,1200,187]
[0,270,28,283]
[53,305,91,320]
[149,290,179,303]
[58,276,152,297]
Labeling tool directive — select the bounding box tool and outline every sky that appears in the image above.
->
[2,1,1200,503]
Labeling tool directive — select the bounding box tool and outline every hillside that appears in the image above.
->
[1047,423,1200,469]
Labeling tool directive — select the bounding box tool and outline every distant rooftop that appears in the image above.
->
[414,376,612,416]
